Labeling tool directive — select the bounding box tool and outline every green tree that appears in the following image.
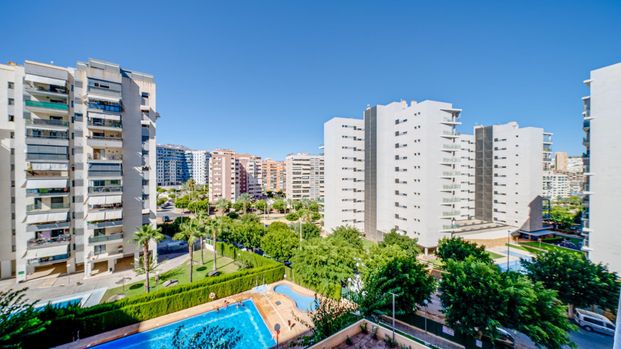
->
[436,237,492,264]
[174,219,201,283]
[292,237,360,297]
[285,212,299,221]
[0,289,49,348]
[295,296,358,343]
[174,195,190,209]
[523,249,620,313]
[272,199,286,213]
[254,199,267,213]
[379,230,420,256]
[133,225,165,292]
[236,193,253,214]
[440,256,506,340]
[361,256,436,317]
[300,222,321,240]
[361,244,409,284]
[549,206,576,230]
[170,324,241,349]
[330,226,364,250]
[260,225,299,261]
[215,198,231,216]
[232,218,266,249]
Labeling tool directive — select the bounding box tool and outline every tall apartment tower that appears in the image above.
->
[324,117,365,232]
[554,152,569,172]
[473,122,550,232]
[156,144,190,186]
[236,153,263,198]
[285,153,324,201]
[582,62,621,273]
[458,134,476,220]
[262,159,286,193]
[0,59,158,281]
[186,150,210,185]
[543,172,570,199]
[208,149,262,202]
[364,100,462,251]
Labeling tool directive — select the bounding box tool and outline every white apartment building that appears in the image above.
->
[458,134,476,220]
[0,59,157,282]
[363,100,462,251]
[186,150,210,185]
[323,117,365,232]
[582,62,621,273]
[567,156,584,195]
[285,153,324,201]
[543,172,570,199]
[473,122,549,232]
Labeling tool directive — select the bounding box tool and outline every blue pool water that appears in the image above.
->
[94,299,275,349]
[497,249,532,273]
[35,297,82,311]
[274,284,318,312]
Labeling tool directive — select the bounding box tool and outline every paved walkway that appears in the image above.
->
[0,251,191,305]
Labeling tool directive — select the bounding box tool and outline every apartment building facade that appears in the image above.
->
[262,159,286,194]
[458,134,476,220]
[186,150,210,185]
[324,117,365,232]
[0,59,157,281]
[363,100,462,251]
[582,62,621,273]
[554,152,569,172]
[543,172,570,199]
[208,149,262,202]
[156,144,189,186]
[473,122,549,232]
[285,153,324,201]
[567,156,584,195]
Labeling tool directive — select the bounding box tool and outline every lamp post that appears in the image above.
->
[388,292,397,342]
[506,229,510,272]
[274,323,281,349]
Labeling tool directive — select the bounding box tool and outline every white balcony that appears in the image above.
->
[24,243,69,261]
[91,251,124,262]
[87,137,123,149]
[26,178,69,190]
[88,195,122,206]
[89,233,124,245]
[26,211,69,224]
[87,209,122,222]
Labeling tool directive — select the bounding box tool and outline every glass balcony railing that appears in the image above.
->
[26,131,69,139]
[27,234,71,249]
[27,188,70,197]
[88,118,122,129]
[25,118,69,127]
[88,153,123,161]
[88,186,123,194]
[26,153,69,161]
[442,184,461,190]
[89,233,124,244]
[25,100,68,111]
[27,202,70,212]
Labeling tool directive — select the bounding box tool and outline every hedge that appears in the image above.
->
[24,244,284,347]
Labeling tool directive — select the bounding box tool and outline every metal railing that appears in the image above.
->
[27,234,71,249]
[89,233,123,244]
[25,118,69,127]
[26,202,70,212]
[88,186,123,193]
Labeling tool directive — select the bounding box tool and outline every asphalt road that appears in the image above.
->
[156,206,191,222]
[569,327,614,349]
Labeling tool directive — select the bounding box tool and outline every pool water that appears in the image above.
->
[93,299,275,349]
[274,284,318,312]
[35,297,82,311]
[497,249,532,273]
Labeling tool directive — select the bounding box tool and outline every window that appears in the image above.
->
[8,82,14,89]
[583,317,604,326]
[8,114,14,122]
[8,98,14,105]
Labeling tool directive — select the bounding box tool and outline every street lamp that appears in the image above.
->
[388,292,397,342]
[274,323,281,349]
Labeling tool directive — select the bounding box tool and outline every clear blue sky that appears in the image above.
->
[3,0,620,159]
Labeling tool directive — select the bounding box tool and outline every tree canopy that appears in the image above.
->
[0,288,49,348]
[379,230,420,256]
[436,237,493,264]
[330,226,364,251]
[260,225,299,261]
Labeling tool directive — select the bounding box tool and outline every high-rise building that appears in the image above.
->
[156,144,190,186]
[262,159,286,194]
[543,172,570,199]
[208,149,262,202]
[186,150,210,185]
[0,59,158,282]
[473,122,550,232]
[582,62,621,273]
[554,152,569,172]
[567,156,584,195]
[324,117,365,232]
[363,100,462,251]
[285,153,324,201]
[458,134,476,220]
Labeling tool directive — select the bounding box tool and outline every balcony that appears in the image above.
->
[87,136,123,149]
[25,100,68,112]
[26,202,70,213]
[27,234,71,250]
[25,118,69,129]
[25,85,68,98]
[88,153,123,162]
[87,208,122,222]
[87,118,123,130]
[442,197,461,203]
[26,221,70,233]
[441,171,461,178]
[27,252,69,267]
[440,158,460,164]
[441,131,459,138]
[441,117,461,125]
[25,211,69,224]
[27,188,70,197]
[442,184,461,191]
[91,250,124,262]
[88,219,123,229]
[441,210,461,218]
[583,119,590,131]
[442,144,461,151]
[89,233,123,244]
[89,186,123,194]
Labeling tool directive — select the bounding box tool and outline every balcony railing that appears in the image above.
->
[27,234,71,249]
[88,219,123,229]
[442,171,461,177]
[442,210,461,217]
[27,188,69,197]
[88,154,123,161]
[441,158,460,163]
[442,184,461,190]
[442,144,461,150]
[27,202,70,212]
[25,100,68,111]
[26,153,69,161]
[442,198,461,203]
[25,118,69,127]
[87,118,123,129]
[89,233,124,244]
[26,85,68,95]
[88,186,123,194]
[26,131,69,140]
[88,135,123,141]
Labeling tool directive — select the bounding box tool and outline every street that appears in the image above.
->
[569,327,613,349]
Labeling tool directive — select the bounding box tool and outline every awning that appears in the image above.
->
[26,179,68,189]
[88,112,121,121]
[89,195,122,205]
[23,244,69,259]
[26,212,69,224]
[88,94,121,103]
[31,163,68,171]
[25,74,66,87]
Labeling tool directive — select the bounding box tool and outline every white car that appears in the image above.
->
[574,308,616,336]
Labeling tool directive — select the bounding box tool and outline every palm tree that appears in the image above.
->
[195,212,208,265]
[215,198,230,216]
[205,217,220,273]
[237,193,252,214]
[133,225,165,293]
[174,219,201,283]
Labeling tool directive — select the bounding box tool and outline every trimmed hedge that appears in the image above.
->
[24,244,284,348]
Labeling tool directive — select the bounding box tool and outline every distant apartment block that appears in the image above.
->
[543,172,570,199]
[554,151,568,172]
[472,122,550,232]
[208,149,262,202]
[186,150,210,185]
[156,144,189,186]
[262,159,286,194]
[285,153,324,201]
[582,61,621,273]
[458,134,476,220]
[567,156,584,195]
[0,59,158,281]
[324,117,365,232]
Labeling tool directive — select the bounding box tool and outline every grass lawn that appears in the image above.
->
[102,251,241,301]
[506,243,531,253]
[487,250,504,260]
[520,241,584,257]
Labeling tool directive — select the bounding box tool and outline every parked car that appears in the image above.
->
[163,216,172,223]
[494,328,515,348]
[574,308,616,335]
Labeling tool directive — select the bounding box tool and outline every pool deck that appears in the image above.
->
[54,280,315,349]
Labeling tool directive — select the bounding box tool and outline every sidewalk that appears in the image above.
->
[0,251,191,304]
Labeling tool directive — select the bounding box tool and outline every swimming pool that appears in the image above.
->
[93,299,275,349]
[497,249,532,273]
[274,284,318,312]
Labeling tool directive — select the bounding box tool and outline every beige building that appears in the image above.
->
[285,153,324,201]
[0,59,158,282]
[262,159,286,194]
[554,152,568,172]
[208,149,262,202]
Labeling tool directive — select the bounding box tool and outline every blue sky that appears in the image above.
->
[3,0,620,159]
